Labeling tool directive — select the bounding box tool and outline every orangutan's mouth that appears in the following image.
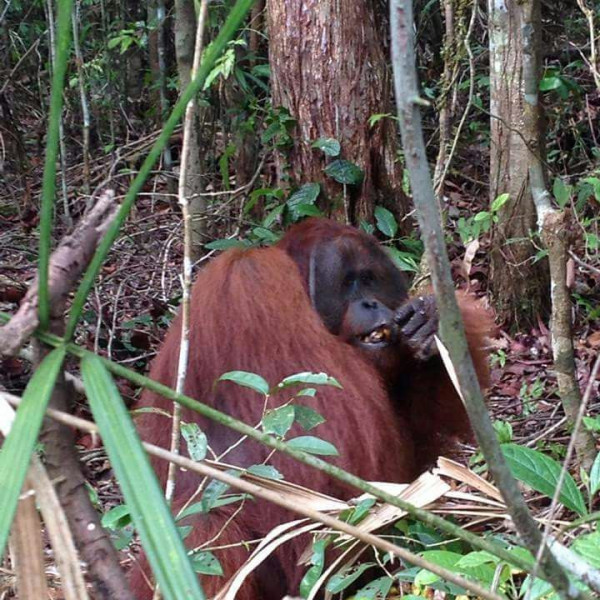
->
[359,324,392,346]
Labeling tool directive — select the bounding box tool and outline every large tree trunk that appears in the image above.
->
[488,0,548,326]
[267,0,409,227]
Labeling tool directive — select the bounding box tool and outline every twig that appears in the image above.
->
[165,0,209,506]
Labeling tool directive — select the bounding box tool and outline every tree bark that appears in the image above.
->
[174,0,207,259]
[267,0,410,226]
[488,0,548,326]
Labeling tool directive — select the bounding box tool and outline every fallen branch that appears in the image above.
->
[0,189,118,356]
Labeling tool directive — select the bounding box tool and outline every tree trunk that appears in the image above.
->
[174,0,207,259]
[267,0,409,227]
[488,0,548,326]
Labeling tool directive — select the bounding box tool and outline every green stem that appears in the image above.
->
[39,0,74,329]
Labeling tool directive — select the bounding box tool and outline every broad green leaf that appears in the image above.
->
[246,464,283,480]
[0,347,66,556]
[262,204,286,228]
[552,178,572,209]
[181,422,207,461]
[539,76,562,91]
[590,452,600,496]
[296,388,317,398]
[278,372,342,389]
[522,576,556,600]
[502,443,587,515]
[190,550,224,576]
[326,563,375,593]
[262,405,295,437]
[324,159,364,185]
[292,204,323,217]
[583,416,600,433]
[311,137,341,157]
[456,550,499,568]
[571,531,600,569]
[354,576,393,600]
[473,210,491,222]
[219,371,269,396]
[415,550,461,585]
[287,436,339,456]
[287,183,320,211]
[81,355,205,600]
[101,504,131,529]
[491,192,510,213]
[374,206,398,238]
[294,405,325,431]
[386,247,419,273]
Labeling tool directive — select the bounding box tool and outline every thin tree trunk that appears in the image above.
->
[520,0,596,470]
[174,0,207,258]
[488,0,548,326]
[267,0,410,226]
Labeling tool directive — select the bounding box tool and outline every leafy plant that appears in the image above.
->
[456,193,510,244]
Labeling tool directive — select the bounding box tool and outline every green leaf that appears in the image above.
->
[491,192,510,212]
[246,464,283,480]
[218,371,269,396]
[415,550,461,585]
[590,452,600,496]
[278,372,342,389]
[324,159,364,185]
[374,206,398,238]
[367,113,393,127]
[493,420,513,444]
[326,563,375,593]
[354,576,394,600]
[571,531,600,569]
[294,405,325,431]
[473,210,491,222]
[311,137,341,157]
[502,443,587,515]
[292,204,323,218]
[296,388,317,398]
[181,422,207,461]
[456,550,499,568]
[553,178,572,209]
[540,75,563,91]
[201,477,233,512]
[81,355,204,600]
[287,183,320,211]
[386,247,419,273]
[102,504,132,530]
[0,347,66,557]
[190,550,224,576]
[204,238,250,251]
[344,498,376,525]
[262,405,295,437]
[287,436,339,456]
[300,539,328,597]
